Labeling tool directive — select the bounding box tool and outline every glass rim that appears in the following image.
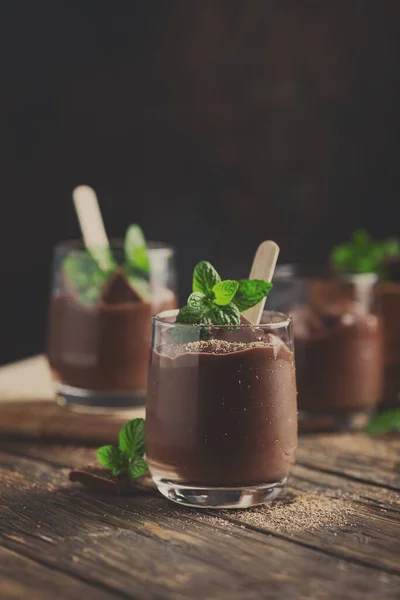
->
[152,308,292,329]
[54,238,174,258]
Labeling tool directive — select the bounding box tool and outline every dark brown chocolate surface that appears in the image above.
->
[146,336,297,487]
[48,271,176,392]
[292,302,383,414]
[69,466,153,495]
[378,281,400,408]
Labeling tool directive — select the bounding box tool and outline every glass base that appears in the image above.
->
[298,409,373,433]
[56,384,146,412]
[153,477,286,509]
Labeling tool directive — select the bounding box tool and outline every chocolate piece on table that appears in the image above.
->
[69,466,154,496]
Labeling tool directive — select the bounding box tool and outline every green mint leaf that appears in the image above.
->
[331,230,385,275]
[89,246,116,272]
[97,445,129,475]
[129,457,148,479]
[111,463,129,477]
[119,418,146,459]
[365,409,400,435]
[193,261,221,295]
[210,302,240,326]
[382,237,400,258]
[80,287,101,305]
[233,279,272,311]
[63,252,112,305]
[353,229,370,247]
[172,297,213,342]
[170,323,206,343]
[175,304,203,324]
[212,280,239,306]
[126,276,151,302]
[187,292,209,311]
[124,224,150,275]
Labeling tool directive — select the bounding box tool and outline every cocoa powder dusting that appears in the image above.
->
[218,490,353,534]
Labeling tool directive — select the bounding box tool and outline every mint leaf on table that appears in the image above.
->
[193,261,221,295]
[97,418,148,479]
[233,280,273,311]
[174,261,272,331]
[97,446,129,476]
[365,408,400,435]
[212,280,239,306]
[119,418,146,458]
[129,457,148,478]
[124,224,150,275]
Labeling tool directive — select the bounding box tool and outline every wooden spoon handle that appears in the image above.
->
[242,240,280,325]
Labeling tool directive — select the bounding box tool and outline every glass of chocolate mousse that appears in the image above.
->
[269,266,383,431]
[47,239,177,410]
[146,309,297,509]
[377,255,400,409]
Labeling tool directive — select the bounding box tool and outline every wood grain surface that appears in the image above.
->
[1,435,399,600]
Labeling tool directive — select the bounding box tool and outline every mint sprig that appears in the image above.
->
[234,279,273,311]
[62,223,151,304]
[97,445,129,476]
[331,230,399,275]
[365,408,400,436]
[382,237,400,259]
[124,224,150,276]
[90,246,116,273]
[97,418,148,478]
[175,261,272,329]
[212,280,239,305]
[193,261,220,294]
[63,251,113,305]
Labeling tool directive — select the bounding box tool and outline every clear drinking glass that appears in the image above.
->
[146,309,297,509]
[47,240,177,411]
[269,265,384,431]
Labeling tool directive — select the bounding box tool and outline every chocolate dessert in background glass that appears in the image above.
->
[146,309,297,509]
[269,265,383,431]
[377,255,400,408]
[47,237,177,410]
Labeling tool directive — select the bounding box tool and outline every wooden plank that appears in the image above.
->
[3,441,400,574]
[0,401,141,444]
[296,434,400,490]
[223,465,400,573]
[0,451,399,600]
[0,546,120,600]
[2,407,398,494]
[0,355,54,402]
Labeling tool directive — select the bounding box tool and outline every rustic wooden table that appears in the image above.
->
[0,358,399,599]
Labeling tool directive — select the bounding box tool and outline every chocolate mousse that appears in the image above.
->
[146,334,297,487]
[47,269,176,396]
[292,293,383,416]
[378,256,400,407]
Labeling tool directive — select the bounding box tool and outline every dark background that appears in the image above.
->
[1,0,400,364]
